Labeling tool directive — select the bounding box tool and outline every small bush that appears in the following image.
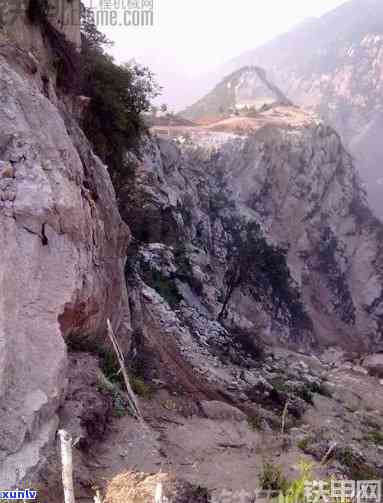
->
[259,462,289,492]
[295,386,314,405]
[297,436,311,451]
[272,379,289,394]
[282,461,313,503]
[309,381,333,398]
[248,414,262,431]
[143,268,182,307]
[97,373,128,417]
[80,7,161,184]
[130,376,153,399]
[365,430,383,446]
[66,336,123,382]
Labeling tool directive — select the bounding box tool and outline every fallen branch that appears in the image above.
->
[106,319,142,420]
[218,443,246,449]
[321,442,337,466]
[158,416,185,426]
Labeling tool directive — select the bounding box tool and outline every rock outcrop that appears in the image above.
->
[0,5,130,487]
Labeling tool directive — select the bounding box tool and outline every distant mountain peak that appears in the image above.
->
[180,66,292,123]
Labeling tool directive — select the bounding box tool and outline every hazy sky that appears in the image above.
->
[83,0,348,108]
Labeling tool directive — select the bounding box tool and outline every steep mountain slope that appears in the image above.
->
[123,111,383,359]
[181,66,291,122]
[189,0,383,217]
[93,111,383,500]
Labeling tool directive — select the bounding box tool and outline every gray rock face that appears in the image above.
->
[349,113,383,221]
[0,45,130,485]
[121,118,383,355]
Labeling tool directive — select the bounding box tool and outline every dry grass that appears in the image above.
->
[104,471,211,503]
[105,472,172,503]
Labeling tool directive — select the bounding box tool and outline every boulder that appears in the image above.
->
[363,354,383,377]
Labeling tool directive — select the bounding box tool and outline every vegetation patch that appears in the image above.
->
[130,376,154,400]
[248,413,263,431]
[282,462,313,503]
[297,436,312,452]
[259,462,289,493]
[219,218,312,333]
[97,375,128,418]
[365,430,383,446]
[143,267,182,307]
[28,3,160,184]
[312,226,355,325]
[336,447,378,480]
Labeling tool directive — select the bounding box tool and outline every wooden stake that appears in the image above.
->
[106,319,142,420]
[58,430,75,503]
[281,400,289,435]
[154,482,163,503]
[321,442,337,466]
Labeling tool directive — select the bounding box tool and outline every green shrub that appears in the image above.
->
[282,461,313,503]
[80,7,161,184]
[295,386,314,405]
[66,336,123,384]
[259,462,289,492]
[130,376,153,399]
[297,436,311,451]
[248,414,262,431]
[97,373,128,417]
[365,430,383,446]
[143,268,182,307]
[28,3,160,183]
[271,378,289,394]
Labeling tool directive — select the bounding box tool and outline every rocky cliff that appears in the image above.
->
[2,0,383,497]
[195,0,383,218]
[126,114,383,371]
[0,1,130,486]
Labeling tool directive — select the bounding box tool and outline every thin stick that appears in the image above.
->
[320,442,337,466]
[93,488,103,503]
[58,430,75,503]
[106,319,142,420]
[281,400,289,435]
[155,482,163,503]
